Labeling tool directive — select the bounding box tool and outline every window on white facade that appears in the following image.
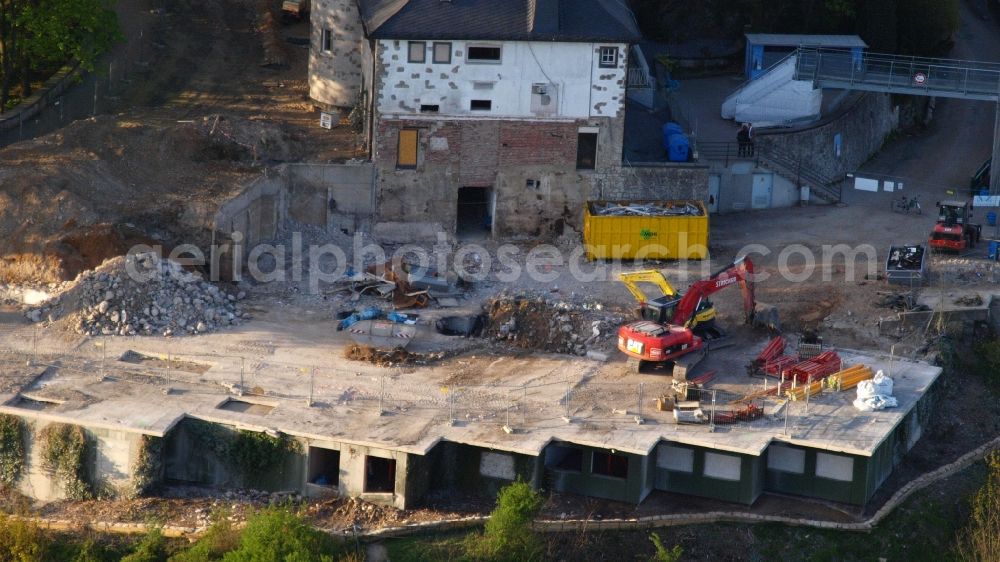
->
[467,45,502,63]
[599,46,618,68]
[420,104,439,113]
[408,41,426,63]
[470,99,492,111]
[321,29,333,53]
[815,453,854,482]
[433,42,452,64]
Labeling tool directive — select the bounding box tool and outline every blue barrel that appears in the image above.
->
[661,122,684,150]
[987,211,997,226]
[990,240,1000,261]
[668,134,690,162]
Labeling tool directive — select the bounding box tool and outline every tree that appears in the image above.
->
[20,0,120,72]
[0,0,120,110]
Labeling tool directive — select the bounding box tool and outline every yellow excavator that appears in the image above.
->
[618,270,718,333]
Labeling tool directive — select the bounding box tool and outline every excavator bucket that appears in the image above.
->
[752,302,780,333]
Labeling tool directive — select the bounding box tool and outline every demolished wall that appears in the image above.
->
[212,162,375,276]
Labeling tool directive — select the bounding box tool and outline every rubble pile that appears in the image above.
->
[483,292,625,356]
[27,252,247,337]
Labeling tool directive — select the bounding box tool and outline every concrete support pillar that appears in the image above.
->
[991,101,1000,195]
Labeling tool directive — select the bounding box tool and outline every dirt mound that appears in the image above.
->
[0,115,261,283]
[483,293,624,356]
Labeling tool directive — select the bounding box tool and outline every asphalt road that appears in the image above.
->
[851,0,1000,208]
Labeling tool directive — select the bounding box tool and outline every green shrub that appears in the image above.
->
[0,414,26,489]
[954,453,1000,562]
[38,423,92,500]
[169,514,241,562]
[70,539,106,562]
[649,532,683,562]
[0,514,50,561]
[130,436,164,499]
[228,431,300,488]
[220,507,340,562]
[121,528,167,562]
[971,339,1000,391]
[466,480,544,562]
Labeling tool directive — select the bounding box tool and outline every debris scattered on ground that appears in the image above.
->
[26,252,246,336]
[875,292,922,311]
[953,294,984,306]
[343,344,445,367]
[483,292,624,356]
[591,201,704,217]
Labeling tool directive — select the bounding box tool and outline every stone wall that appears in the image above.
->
[308,0,366,108]
[606,163,710,201]
[758,92,898,182]
[373,115,625,238]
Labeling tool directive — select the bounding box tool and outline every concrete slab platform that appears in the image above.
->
[0,316,942,462]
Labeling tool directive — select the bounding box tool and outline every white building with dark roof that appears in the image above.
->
[308,0,645,238]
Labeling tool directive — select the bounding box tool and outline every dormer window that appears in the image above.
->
[599,46,618,68]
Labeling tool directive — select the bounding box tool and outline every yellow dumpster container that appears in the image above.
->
[583,200,709,260]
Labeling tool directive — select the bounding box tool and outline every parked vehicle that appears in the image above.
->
[929,200,981,252]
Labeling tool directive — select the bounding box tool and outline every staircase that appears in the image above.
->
[721,53,822,126]
[756,144,844,204]
[694,141,844,204]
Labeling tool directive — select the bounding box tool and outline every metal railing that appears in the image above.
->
[694,140,844,203]
[796,47,1000,101]
[627,66,652,89]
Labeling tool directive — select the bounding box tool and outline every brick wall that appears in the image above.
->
[374,116,621,236]
[375,119,580,176]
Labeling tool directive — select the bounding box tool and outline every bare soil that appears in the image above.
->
[0,0,360,284]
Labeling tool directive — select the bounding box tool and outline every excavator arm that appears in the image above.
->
[670,257,756,328]
[617,270,678,304]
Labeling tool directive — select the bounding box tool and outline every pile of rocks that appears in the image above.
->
[483,291,625,356]
[27,252,247,337]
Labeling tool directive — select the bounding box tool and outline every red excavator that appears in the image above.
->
[617,256,771,374]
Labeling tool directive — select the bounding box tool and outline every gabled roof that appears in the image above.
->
[359,0,642,43]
